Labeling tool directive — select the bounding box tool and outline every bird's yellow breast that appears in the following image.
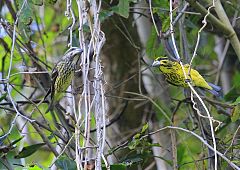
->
[54,61,75,101]
[158,60,212,90]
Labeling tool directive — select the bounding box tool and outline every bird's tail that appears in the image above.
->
[207,82,221,96]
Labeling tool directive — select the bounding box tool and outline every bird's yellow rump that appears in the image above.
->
[152,57,221,96]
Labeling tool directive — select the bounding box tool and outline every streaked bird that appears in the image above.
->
[152,57,221,96]
[45,47,83,112]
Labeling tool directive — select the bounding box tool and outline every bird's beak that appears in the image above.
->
[151,60,160,67]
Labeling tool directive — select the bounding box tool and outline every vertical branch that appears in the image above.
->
[91,0,106,168]
[75,1,88,169]
[74,0,106,169]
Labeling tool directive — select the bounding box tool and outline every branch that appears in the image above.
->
[186,0,240,61]
[90,101,128,132]
[143,126,240,170]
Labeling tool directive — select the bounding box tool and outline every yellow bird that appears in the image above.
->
[152,57,221,96]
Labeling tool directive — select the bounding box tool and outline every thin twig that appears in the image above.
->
[142,126,240,170]
[149,0,160,36]
[224,125,240,155]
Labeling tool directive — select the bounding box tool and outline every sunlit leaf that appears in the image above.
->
[17,0,33,25]
[231,104,240,122]
[112,0,130,18]
[128,138,140,150]
[32,0,43,6]
[14,164,48,170]
[26,164,43,170]
[224,86,240,101]
[45,0,58,5]
[133,133,140,139]
[15,143,45,158]
[16,0,34,42]
[11,136,24,146]
[233,72,240,87]
[141,123,148,133]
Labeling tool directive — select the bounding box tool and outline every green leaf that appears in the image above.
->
[133,133,140,139]
[15,164,48,170]
[26,165,43,170]
[153,0,169,8]
[32,0,43,6]
[17,0,33,25]
[110,164,126,170]
[162,16,170,32]
[48,133,55,140]
[232,96,240,105]
[11,136,24,146]
[112,0,130,18]
[18,22,32,42]
[14,143,45,159]
[231,104,240,122]
[141,123,148,133]
[45,0,58,5]
[225,72,240,101]
[224,86,240,102]
[177,143,186,164]
[146,26,165,58]
[0,93,7,103]
[128,138,140,150]
[55,156,77,170]
[17,0,34,42]
[118,0,129,18]
[233,72,240,88]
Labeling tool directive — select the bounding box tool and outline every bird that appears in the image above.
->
[152,57,221,96]
[45,47,83,112]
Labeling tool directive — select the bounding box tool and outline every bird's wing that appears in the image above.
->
[51,66,58,81]
[183,64,210,88]
[50,65,59,100]
[190,69,212,89]
[44,65,58,100]
[166,79,180,87]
